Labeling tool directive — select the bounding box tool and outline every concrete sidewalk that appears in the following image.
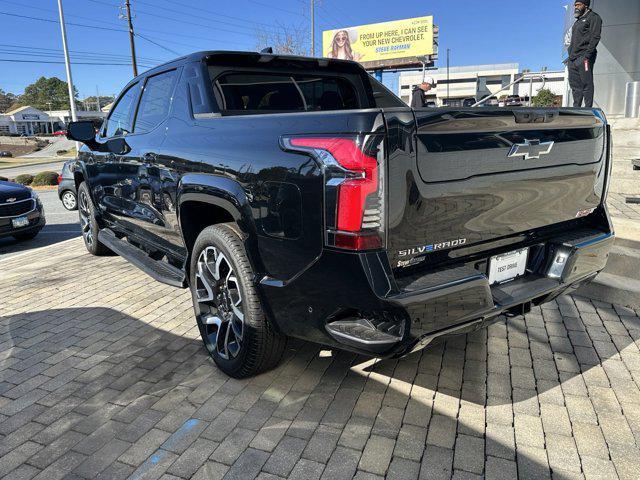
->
[0,238,639,479]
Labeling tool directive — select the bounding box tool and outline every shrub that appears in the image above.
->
[532,89,557,107]
[32,171,59,186]
[14,174,34,185]
[56,149,68,156]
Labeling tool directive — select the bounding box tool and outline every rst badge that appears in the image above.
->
[398,238,467,257]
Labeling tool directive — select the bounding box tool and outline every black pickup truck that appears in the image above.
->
[67,51,614,377]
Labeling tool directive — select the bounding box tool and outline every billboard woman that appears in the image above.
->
[326,29,363,61]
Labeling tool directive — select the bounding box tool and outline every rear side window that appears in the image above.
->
[134,70,178,133]
[103,82,140,137]
[213,72,359,114]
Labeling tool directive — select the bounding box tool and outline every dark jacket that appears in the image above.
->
[410,87,425,109]
[568,9,602,61]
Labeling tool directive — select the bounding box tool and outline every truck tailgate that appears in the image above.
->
[386,108,608,269]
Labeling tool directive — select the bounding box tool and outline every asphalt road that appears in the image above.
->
[0,160,67,179]
[0,188,81,261]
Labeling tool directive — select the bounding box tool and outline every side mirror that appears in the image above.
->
[106,137,130,155]
[66,121,96,143]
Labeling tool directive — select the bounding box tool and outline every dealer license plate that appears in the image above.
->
[488,248,529,285]
[11,216,29,229]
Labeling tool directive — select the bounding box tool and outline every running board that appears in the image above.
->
[98,229,186,288]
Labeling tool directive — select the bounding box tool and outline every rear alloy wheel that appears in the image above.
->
[77,182,109,256]
[61,190,77,210]
[190,224,286,377]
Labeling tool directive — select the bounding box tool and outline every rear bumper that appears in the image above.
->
[259,225,614,357]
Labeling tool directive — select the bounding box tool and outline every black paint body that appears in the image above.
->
[72,52,614,357]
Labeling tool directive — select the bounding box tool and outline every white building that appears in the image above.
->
[398,63,566,106]
[0,106,106,136]
[514,70,566,101]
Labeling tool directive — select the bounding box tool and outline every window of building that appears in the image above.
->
[103,82,140,138]
[134,70,178,133]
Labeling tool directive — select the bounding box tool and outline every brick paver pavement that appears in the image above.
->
[1,238,639,479]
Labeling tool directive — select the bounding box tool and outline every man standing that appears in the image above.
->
[567,0,602,107]
[410,77,435,108]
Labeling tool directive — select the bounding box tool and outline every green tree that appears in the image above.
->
[18,76,79,110]
[532,88,557,107]
[82,95,115,111]
[0,89,17,113]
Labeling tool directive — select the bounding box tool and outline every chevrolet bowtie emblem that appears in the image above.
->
[507,139,554,160]
[5,197,17,203]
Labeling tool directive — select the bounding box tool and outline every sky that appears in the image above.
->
[0,0,571,102]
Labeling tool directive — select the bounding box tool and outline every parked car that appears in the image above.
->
[505,95,523,107]
[67,50,615,378]
[57,161,77,210]
[480,96,499,107]
[53,130,67,136]
[0,179,45,241]
[462,97,477,107]
[0,151,12,157]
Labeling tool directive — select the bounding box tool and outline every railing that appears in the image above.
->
[472,74,547,107]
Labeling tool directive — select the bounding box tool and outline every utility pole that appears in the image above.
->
[124,0,138,76]
[56,0,77,140]
[96,86,101,111]
[310,0,315,56]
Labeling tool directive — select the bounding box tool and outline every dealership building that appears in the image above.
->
[0,106,105,136]
[398,63,566,106]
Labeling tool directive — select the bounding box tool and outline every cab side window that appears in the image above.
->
[103,82,140,138]
[134,70,178,133]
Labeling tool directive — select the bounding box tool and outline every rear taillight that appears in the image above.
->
[57,174,62,185]
[283,135,385,251]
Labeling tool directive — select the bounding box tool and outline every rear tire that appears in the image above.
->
[189,223,286,378]
[77,182,109,256]
[61,190,77,210]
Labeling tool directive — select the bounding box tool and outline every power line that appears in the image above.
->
[0,43,162,62]
[135,0,281,34]
[0,58,147,66]
[134,33,181,56]
[247,0,308,18]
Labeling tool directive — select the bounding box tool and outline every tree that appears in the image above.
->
[17,76,79,110]
[255,23,308,56]
[532,88,557,107]
[0,89,17,113]
[82,95,116,111]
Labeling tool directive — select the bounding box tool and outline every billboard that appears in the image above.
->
[322,16,435,69]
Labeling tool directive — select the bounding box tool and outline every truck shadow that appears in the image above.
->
[2,299,636,478]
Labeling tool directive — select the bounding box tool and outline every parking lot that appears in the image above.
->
[1,237,639,480]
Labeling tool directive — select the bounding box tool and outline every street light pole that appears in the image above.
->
[446,48,450,103]
[310,0,315,56]
[56,0,77,124]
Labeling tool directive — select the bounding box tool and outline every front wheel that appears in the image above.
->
[189,224,286,378]
[77,182,109,256]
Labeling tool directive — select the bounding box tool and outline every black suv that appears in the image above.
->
[0,179,45,242]
[67,51,614,377]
